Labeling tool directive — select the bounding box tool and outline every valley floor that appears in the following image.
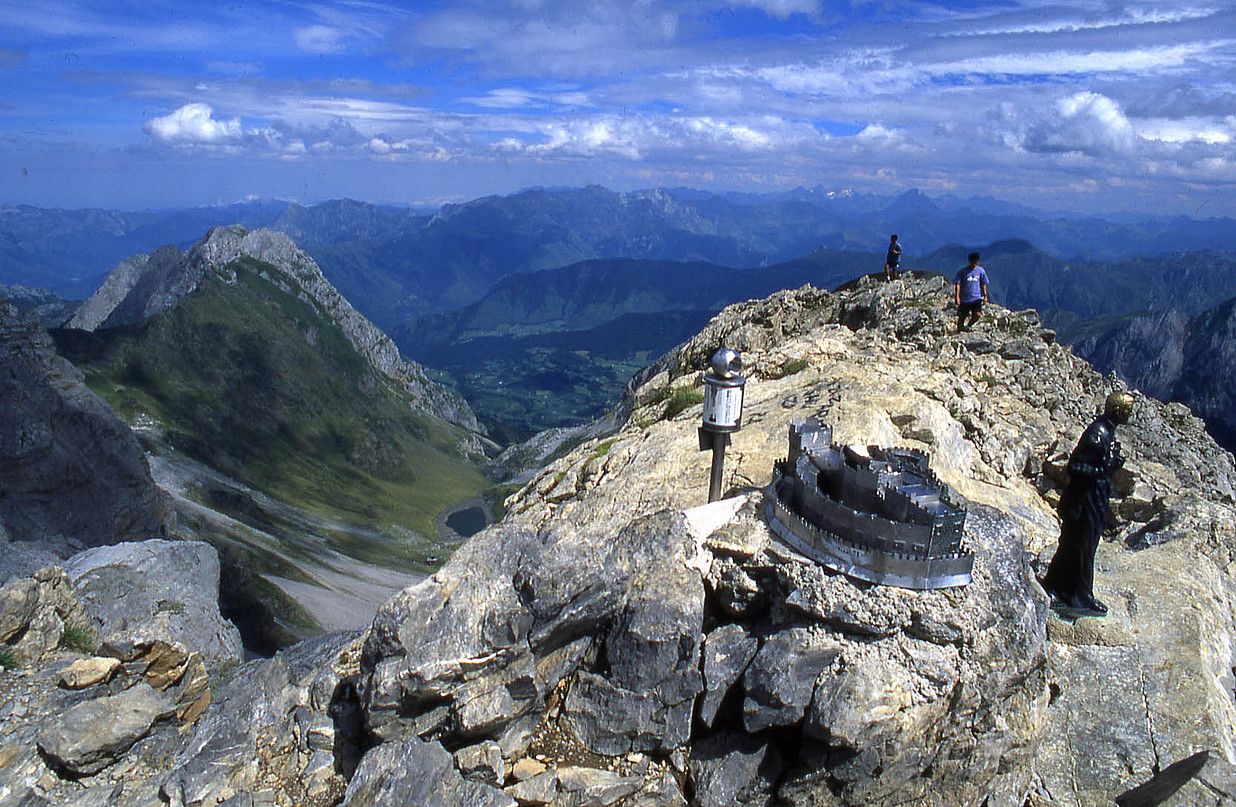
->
[148,451,422,635]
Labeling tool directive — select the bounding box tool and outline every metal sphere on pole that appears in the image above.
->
[699,347,747,502]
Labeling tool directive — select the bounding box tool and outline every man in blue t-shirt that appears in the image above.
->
[954,252,988,332]
[883,234,901,281]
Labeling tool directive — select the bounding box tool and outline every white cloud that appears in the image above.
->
[462,87,592,109]
[725,0,818,20]
[295,25,345,54]
[1022,92,1138,156]
[932,42,1222,77]
[144,103,242,144]
[1135,117,1233,144]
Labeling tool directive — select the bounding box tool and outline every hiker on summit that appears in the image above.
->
[883,234,902,281]
[1040,391,1136,618]
[954,252,988,332]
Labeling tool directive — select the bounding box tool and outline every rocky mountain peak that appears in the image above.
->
[65,225,480,433]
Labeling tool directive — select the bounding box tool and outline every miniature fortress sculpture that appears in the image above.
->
[765,419,973,589]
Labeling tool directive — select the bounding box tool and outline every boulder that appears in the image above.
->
[742,627,841,733]
[58,657,122,689]
[341,737,514,807]
[159,633,361,807]
[0,577,38,642]
[64,539,243,666]
[698,623,758,727]
[1,567,87,666]
[361,511,703,759]
[689,731,783,807]
[455,740,505,785]
[37,683,175,776]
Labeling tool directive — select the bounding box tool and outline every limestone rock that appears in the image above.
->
[699,623,759,727]
[360,511,702,759]
[159,632,361,807]
[505,769,558,804]
[742,627,841,732]
[64,539,243,667]
[341,737,515,806]
[0,577,38,642]
[2,567,87,666]
[563,511,705,755]
[555,765,642,804]
[37,683,175,776]
[689,731,783,807]
[455,740,505,785]
[1115,749,1236,806]
[58,657,122,689]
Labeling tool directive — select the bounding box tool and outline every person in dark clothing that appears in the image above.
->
[954,252,988,331]
[883,234,902,281]
[1040,391,1135,617]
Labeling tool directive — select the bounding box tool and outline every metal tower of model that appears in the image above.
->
[765,419,973,589]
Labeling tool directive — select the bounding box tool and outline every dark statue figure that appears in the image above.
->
[1041,392,1135,617]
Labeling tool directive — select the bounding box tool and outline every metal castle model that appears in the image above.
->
[765,419,973,589]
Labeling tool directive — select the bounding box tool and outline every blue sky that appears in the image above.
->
[2,0,1235,214]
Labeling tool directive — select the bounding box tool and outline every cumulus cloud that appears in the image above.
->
[1022,92,1138,156]
[144,103,242,144]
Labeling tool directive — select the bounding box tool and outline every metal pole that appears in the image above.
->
[708,434,728,502]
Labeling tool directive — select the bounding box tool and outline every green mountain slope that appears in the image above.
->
[53,255,486,555]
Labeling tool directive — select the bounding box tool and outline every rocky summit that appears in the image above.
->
[3,274,1236,806]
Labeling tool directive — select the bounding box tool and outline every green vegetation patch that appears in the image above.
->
[0,649,15,670]
[60,623,98,654]
[767,357,810,379]
[664,387,704,419]
[55,257,486,543]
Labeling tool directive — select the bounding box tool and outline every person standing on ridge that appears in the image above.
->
[883,234,902,281]
[954,252,988,332]
[1040,391,1135,617]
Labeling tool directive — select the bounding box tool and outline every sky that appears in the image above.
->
[1,0,1235,215]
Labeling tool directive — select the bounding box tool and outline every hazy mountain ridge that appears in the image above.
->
[8,187,1236,324]
[919,241,1236,324]
[1072,297,1236,450]
[0,201,288,296]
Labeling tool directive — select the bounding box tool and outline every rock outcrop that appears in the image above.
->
[489,275,1236,804]
[0,300,170,550]
[64,226,480,433]
[3,275,1234,806]
[64,539,244,667]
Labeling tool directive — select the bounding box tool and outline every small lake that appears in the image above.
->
[445,505,488,538]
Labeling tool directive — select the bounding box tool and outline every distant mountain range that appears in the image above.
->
[11,188,1236,449]
[917,240,1236,333]
[1068,297,1236,451]
[398,237,1236,441]
[7,186,1236,323]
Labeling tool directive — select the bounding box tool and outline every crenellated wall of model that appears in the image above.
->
[766,419,973,589]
